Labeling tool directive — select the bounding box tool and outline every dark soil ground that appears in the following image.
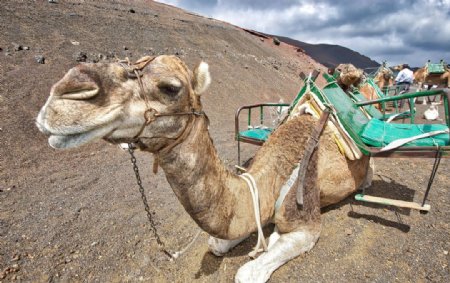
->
[0,1,448,282]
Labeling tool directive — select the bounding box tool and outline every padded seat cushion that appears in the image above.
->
[361,119,449,147]
[239,128,273,141]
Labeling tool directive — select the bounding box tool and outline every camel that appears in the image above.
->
[413,62,449,104]
[373,63,394,92]
[336,64,382,104]
[414,62,450,91]
[36,55,371,282]
[335,63,364,91]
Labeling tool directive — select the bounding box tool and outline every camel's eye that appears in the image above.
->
[158,81,182,97]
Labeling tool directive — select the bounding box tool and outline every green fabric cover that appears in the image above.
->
[361,119,449,147]
[427,63,445,74]
[322,84,370,135]
[239,128,273,141]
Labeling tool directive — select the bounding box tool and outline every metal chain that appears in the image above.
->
[127,144,173,259]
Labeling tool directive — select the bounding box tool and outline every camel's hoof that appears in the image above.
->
[208,235,247,257]
[208,237,226,256]
[235,259,270,283]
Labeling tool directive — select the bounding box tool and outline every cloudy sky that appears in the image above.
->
[156,0,450,67]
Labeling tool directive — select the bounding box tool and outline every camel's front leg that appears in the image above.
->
[235,227,320,283]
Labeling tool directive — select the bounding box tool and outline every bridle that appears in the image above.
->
[118,56,206,170]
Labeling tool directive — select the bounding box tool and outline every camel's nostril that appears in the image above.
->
[51,66,101,100]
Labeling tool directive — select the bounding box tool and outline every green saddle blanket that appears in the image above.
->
[239,128,273,141]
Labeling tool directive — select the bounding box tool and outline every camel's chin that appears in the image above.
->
[47,126,112,149]
[48,132,99,149]
[48,125,139,149]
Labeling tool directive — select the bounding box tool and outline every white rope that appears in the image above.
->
[170,229,202,259]
[380,129,449,152]
[239,173,268,258]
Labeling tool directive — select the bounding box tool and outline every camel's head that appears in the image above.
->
[381,68,393,80]
[336,64,363,87]
[393,65,402,71]
[36,55,211,150]
[374,67,393,82]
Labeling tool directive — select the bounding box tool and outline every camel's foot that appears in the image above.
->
[208,235,247,256]
[234,229,320,283]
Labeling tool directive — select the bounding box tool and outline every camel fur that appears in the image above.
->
[36,55,371,282]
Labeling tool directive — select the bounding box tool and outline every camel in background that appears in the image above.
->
[414,60,449,91]
[373,62,394,92]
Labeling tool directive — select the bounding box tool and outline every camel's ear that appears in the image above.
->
[193,61,211,95]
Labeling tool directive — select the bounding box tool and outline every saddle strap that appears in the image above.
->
[296,111,330,206]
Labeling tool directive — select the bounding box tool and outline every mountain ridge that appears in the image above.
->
[275,34,380,69]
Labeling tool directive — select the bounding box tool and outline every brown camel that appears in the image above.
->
[36,55,371,282]
[335,63,364,90]
[373,64,394,91]
[414,63,450,91]
[336,63,382,103]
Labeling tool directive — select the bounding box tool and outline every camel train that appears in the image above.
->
[37,55,449,282]
[377,60,450,97]
[338,60,450,106]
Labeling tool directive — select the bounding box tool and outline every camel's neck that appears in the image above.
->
[157,115,315,239]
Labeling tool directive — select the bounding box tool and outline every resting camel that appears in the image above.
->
[336,64,382,104]
[36,55,371,282]
[335,63,364,91]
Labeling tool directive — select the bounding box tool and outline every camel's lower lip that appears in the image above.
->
[48,132,93,149]
[47,121,131,149]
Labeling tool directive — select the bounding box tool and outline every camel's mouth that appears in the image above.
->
[40,120,142,149]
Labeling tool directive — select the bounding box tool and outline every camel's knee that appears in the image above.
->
[276,228,320,255]
[208,235,247,256]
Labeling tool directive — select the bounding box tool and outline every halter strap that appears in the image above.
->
[118,56,206,171]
